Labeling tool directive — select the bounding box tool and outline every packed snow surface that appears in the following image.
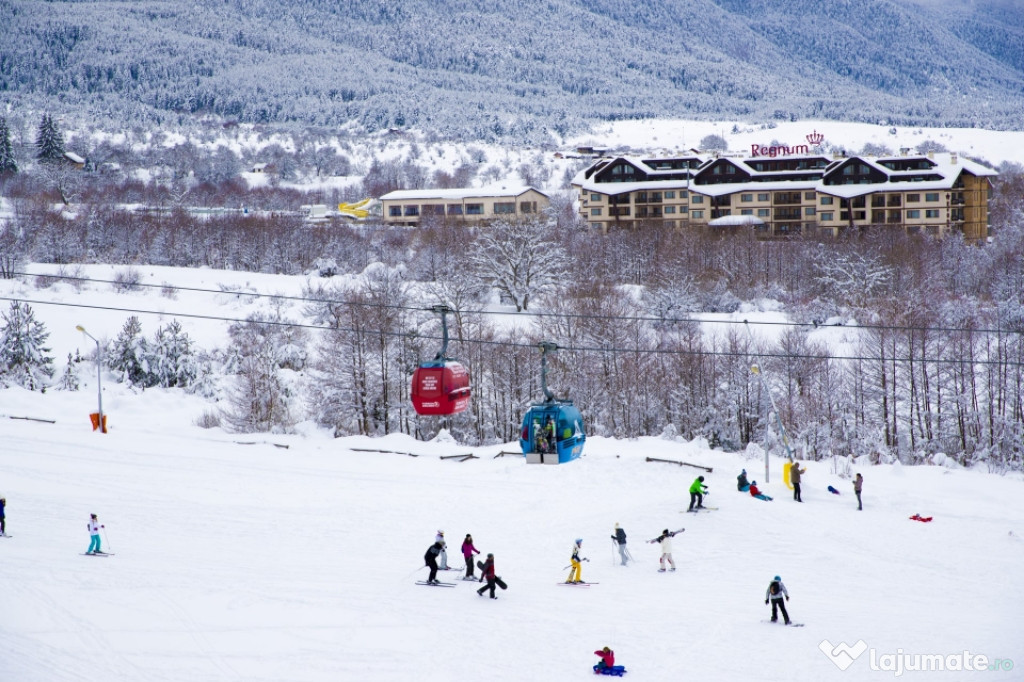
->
[1,383,1021,681]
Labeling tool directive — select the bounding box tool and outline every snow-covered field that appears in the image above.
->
[2,363,1023,681]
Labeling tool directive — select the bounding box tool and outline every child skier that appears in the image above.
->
[649,528,680,572]
[86,513,105,554]
[611,523,628,566]
[688,476,708,511]
[765,575,791,624]
[737,469,750,492]
[462,533,480,579]
[748,481,773,501]
[566,538,585,583]
[476,553,498,598]
[434,530,448,570]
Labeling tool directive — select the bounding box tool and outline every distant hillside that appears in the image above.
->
[2,0,1023,139]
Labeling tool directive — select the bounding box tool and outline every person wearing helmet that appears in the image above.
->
[688,475,709,511]
[566,538,585,583]
[749,481,773,501]
[477,553,499,599]
[424,539,444,585]
[765,575,791,624]
[434,530,448,570]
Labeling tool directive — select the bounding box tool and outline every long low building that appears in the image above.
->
[380,186,550,226]
[572,151,995,241]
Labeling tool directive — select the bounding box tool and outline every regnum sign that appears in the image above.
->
[751,130,825,157]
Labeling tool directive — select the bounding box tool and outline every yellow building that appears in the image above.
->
[573,152,995,242]
[380,186,550,226]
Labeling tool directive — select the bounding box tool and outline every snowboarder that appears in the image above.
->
[424,540,444,584]
[650,528,679,572]
[611,523,628,566]
[566,538,585,583]
[434,530,449,569]
[737,469,750,492]
[0,496,6,536]
[853,473,863,510]
[594,647,615,672]
[765,575,791,625]
[791,462,805,502]
[462,533,480,579]
[86,513,105,554]
[748,481,773,501]
[476,553,498,598]
[688,475,708,511]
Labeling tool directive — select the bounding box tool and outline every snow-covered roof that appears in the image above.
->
[708,214,765,227]
[64,151,85,164]
[380,185,546,201]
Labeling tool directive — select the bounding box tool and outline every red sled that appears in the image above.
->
[593,664,627,676]
[909,514,933,522]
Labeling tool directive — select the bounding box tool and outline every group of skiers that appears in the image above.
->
[423,531,504,598]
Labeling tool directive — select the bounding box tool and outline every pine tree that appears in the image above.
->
[0,117,17,175]
[58,352,81,391]
[107,315,154,387]
[36,113,66,164]
[149,319,197,388]
[0,301,55,391]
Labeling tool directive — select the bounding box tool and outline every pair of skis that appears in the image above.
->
[81,551,115,557]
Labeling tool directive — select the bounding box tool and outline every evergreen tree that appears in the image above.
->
[58,352,81,391]
[0,117,17,175]
[149,319,197,388]
[36,113,66,164]
[0,301,55,391]
[107,315,155,387]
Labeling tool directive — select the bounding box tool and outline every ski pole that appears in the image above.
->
[611,538,616,565]
[102,527,113,552]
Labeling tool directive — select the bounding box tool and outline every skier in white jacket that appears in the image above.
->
[86,514,105,554]
[435,530,448,570]
[650,529,680,572]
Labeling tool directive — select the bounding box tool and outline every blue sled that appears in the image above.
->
[593,664,627,676]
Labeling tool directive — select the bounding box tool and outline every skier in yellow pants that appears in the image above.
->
[566,538,585,583]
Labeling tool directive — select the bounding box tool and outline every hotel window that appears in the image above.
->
[757,208,770,217]
[664,191,675,199]
[466,203,483,215]
[925,193,940,202]
[494,202,516,214]
[447,204,463,215]
[821,196,833,205]
[741,194,753,202]
[591,193,602,201]
[691,210,704,219]
[691,195,704,204]
[403,205,419,216]
[389,206,402,217]
[805,207,816,216]
[820,212,834,221]
[591,208,602,216]
[757,193,769,202]
[805,192,816,200]
[741,209,753,215]
[665,206,676,214]
[907,210,920,218]
[925,209,940,218]
[906,194,920,203]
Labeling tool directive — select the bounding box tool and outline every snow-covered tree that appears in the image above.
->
[107,316,154,387]
[57,352,81,391]
[35,114,66,164]
[223,316,296,433]
[468,217,567,312]
[149,320,197,388]
[0,116,17,175]
[0,301,55,391]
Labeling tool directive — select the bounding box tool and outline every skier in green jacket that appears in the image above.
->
[688,476,708,511]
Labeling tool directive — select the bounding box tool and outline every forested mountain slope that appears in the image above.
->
[2,0,1023,138]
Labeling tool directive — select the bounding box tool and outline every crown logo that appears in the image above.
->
[806,130,824,146]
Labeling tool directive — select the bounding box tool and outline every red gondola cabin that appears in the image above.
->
[411,361,471,416]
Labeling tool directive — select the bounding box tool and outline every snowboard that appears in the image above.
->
[761,620,804,627]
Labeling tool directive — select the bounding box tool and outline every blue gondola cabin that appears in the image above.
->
[411,361,471,416]
[519,403,586,464]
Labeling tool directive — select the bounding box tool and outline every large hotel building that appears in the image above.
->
[571,143,995,242]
